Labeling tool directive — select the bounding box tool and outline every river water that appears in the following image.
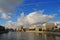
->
[0,32,60,40]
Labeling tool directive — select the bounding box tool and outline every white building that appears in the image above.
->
[42,22,56,31]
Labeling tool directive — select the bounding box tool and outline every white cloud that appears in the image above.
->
[4,10,56,28]
[4,20,17,28]
[1,13,11,19]
[16,10,55,27]
[0,10,11,19]
[26,10,55,24]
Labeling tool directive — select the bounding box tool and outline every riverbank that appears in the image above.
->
[0,30,9,34]
[26,31,60,35]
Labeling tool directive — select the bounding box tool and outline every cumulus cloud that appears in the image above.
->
[4,10,56,28]
[4,21,17,28]
[26,12,55,24]
[16,10,55,27]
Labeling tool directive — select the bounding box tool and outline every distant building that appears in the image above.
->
[27,25,42,32]
[42,22,55,31]
[0,26,5,31]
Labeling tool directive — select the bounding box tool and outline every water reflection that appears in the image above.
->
[0,32,60,40]
[42,34,56,40]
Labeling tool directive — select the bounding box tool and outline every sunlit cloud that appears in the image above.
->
[26,10,55,25]
[4,10,56,28]
[4,20,17,28]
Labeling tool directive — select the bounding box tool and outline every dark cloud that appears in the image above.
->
[0,0,23,13]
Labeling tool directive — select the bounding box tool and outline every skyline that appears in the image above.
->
[0,0,60,28]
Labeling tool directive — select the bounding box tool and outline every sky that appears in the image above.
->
[0,0,60,28]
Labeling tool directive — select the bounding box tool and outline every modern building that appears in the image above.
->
[42,22,56,31]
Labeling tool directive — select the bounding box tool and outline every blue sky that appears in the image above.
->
[0,0,60,26]
[16,0,60,20]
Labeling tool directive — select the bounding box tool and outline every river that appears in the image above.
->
[0,32,60,40]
